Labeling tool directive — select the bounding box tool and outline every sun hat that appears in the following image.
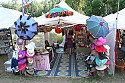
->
[18,63,27,71]
[16,38,24,46]
[18,58,27,65]
[98,52,107,60]
[95,57,107,66]
[104,45,110,56]
[18,50,26,60]
[29,42,36,48]
[44,26,52,32]
[41,48,49,55]
[27,58,34,64]
[91,50,99,57]
[96,65,107,70]
[25,43,35,58]
[95,45,107,52]
[95,37,107,46]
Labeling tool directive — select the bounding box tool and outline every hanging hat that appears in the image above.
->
[95,37,107,46]
[96,65,107,70]
[16,38,24,46]
[25,43,35,58]
[44,26,52,32]
[18,50,26,60]
[95,45,107,52]
[27,58,34,64]
[104,45,110,56]
[91,50,99,57]
[95,57,107,66]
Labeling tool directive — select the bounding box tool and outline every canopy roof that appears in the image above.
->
[35,1,89,27]
[0,7,22,29]
[103,8,125,30]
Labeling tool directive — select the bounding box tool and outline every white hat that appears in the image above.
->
[95,65,107,70]
[104,45,110,56]
[29,42,36,48]
[25,43,35,57]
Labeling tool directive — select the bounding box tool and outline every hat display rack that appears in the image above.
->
[85,37,111,77]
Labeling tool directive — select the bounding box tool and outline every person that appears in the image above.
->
[45,40,50,49]
[66,30,73,55]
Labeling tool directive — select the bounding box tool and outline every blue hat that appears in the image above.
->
[95,57,107,66]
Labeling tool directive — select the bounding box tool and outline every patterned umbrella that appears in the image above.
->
[46,6,73,18]
[14,15,38,40]
[86,15,109,38]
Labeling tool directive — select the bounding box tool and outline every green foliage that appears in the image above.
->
[50,32,63,44]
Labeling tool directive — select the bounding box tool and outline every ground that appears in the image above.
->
[0,54,125,83]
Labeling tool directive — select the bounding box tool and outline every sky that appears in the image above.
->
[0,0,43,3]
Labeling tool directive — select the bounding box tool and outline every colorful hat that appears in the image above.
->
[16,38,24,46]
[18,58,27,65]
[95,57,107,66]
[95,37,107,46]
[18,50,26,60]
[18,63,27,71]
[25,43,35,58]
[96,65,107,70]
[95,45,107,52]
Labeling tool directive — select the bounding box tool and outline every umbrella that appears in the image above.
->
[14,15,38,40]
[46,5,73,18]
[86,15,109,38]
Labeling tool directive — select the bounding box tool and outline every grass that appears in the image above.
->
[1,54,125,83]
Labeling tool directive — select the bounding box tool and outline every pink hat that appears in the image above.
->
[95,37,107,46]
[95,45,107,52]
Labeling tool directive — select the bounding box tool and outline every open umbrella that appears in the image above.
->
[86,15,109,38]
[46,5,73,18]
[14,15,38,40]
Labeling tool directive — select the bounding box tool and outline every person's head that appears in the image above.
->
[45,40,49,44]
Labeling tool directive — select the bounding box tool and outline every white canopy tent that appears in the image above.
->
[35,0,89,26]
[104,8,125,30]
[0,7,22,29]
[103,8,125,75]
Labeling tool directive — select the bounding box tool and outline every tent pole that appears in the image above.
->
[114,0,120,76]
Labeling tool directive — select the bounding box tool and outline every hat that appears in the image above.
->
[29,42,36,48]
[95,37,107,46]
[95,45,107,52]
[18,63,27,71]
[96,65,107,70]
[41,48,49,55]
[44,26,52,32]
[18,50,26,60]
[91,50,99,57]
[98,52,107,60]
[16,38,24,46]
[25,43,35,58]
[104,45,110,56]
[90,44,95,50]
[27,58,34,64]
[95,57,107,66]
[18,58,27,65]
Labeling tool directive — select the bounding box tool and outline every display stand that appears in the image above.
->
[0,28,13,54]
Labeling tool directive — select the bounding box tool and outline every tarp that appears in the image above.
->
[0,7,22,29]
[35,0,89,26]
